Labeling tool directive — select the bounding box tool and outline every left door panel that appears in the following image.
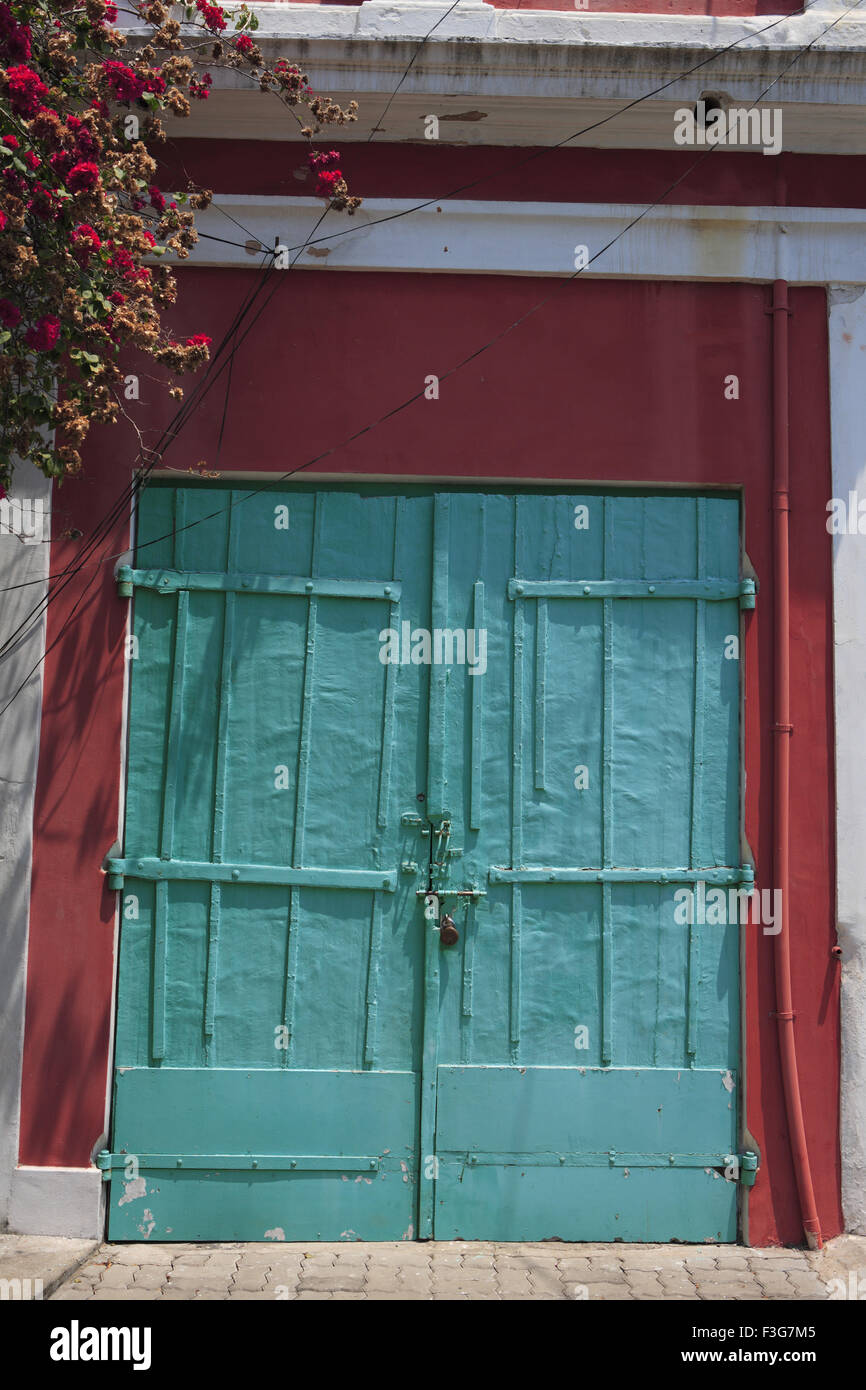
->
[106,485,430,1241]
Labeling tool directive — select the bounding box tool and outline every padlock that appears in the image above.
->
[439,914,459,946]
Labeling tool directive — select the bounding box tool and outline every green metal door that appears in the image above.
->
[423,492,748,1243]
[105,485,746,1243]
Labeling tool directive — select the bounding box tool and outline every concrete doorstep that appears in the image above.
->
[0,1234,98,1300]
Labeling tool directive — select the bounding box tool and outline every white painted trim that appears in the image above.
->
[828,284,866,1237]
[0,464,51,1238]
[148,2,866,54]
[190,196,866,285]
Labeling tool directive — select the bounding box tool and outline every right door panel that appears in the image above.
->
[431,491,743,1243]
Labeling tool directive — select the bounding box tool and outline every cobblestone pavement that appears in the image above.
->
[50,1235,866,1301]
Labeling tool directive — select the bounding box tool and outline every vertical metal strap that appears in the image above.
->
[601,881,612,1066]
[686,914,700,1065]
[510,884,522,1061]
[470,579,485,830]
[204,881,221,1044]
[282,888,300,1067]
[687,498,706,1064]
[152,879,167,1061]
[212,501,238,864]
[418,901,440,1239]
[690,497,706,872]
[602,499,614,869]
[427,493,450,819]
[510,499,524,1061]
[377,498,401,829]
[364,895,383,1068]
[293,496,321,868]
[535,597,548,792]
[601,498,613,1066]
[469,497,486,831]
[461,900,476,1048]
[160,588,188,861]
[173,487,185,569]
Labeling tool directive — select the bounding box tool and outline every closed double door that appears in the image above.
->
[106,483,744,1241]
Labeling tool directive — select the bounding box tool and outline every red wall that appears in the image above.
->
[159,140,866,211]
[19,185,841,1247]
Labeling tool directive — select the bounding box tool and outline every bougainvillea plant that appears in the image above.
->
[0,0,360,493]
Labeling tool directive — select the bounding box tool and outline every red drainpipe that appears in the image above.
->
[770,278,822,1250]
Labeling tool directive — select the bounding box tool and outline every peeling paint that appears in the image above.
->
[402,1224,414,1241]
[438,111,487,123]
[722,1070,735,1093]
[306,246,330,259]
[137,1209,155,1239]
[264,1227,285,1241]
[117,1176,146,1206]
[340,1229,359,1241]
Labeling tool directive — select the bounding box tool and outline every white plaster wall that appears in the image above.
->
[0,462,50,1230]
[828,285,866,1235]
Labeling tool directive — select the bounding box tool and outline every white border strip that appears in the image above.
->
[191,197,866,285]
[828,285,866,1236]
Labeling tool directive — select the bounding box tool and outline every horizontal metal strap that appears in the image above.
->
[97,1152,379,1176]
[116,565,400,602]
[489,866,753,886]
[438,1151,735,1171]
[507,578,751,602]
[105,857,397,892]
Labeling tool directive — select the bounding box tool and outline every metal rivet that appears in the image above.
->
[369,1160,376,1169]
[291,1160,297,1169]
[649,585,655,594]
[232,869,240,880]
[514,583,524,595]
[384,586,392,597]
[583,585,591,594]
[306,581,314,592]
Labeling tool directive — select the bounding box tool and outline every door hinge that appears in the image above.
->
[739,578,757,610]
[116,564,134,598]
[736,1151,759,1186]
